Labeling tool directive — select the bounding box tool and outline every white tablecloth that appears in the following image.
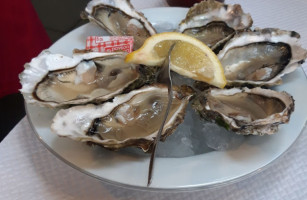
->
[1,0,307,199]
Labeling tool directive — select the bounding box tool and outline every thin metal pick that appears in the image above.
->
[147,44,175,186]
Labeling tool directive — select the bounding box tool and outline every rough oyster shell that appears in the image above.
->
[218,28,307,86]
[19,50,139,107]
[51,84,194,152]
[178,0,253,52]
[84,0,157,50]
[192,87,295,135]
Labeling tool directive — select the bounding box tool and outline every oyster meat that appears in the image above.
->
[192,87,295,135]
[178,0,253,52]
[51,85,194,152]
[19,50,139,107]
[84,0,157,50]
[218,28,307,86]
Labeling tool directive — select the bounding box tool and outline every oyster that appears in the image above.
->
[19,50,139,107]
[192,87,295,135]
[218,28,307,86]
[84,0,157,50]
[51,85,194,152]
[178,0,253,52]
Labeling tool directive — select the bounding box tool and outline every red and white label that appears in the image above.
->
[86,36,134,53]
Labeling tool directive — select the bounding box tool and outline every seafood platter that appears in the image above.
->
[20,0,307,189]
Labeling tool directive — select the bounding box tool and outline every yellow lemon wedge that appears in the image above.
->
[125,32,227,88]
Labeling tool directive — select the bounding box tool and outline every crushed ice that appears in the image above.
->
[156,103,245,158]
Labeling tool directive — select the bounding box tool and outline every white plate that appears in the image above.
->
[26,6,307,191]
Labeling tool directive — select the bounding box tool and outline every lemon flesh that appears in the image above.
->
[125,32,227,88]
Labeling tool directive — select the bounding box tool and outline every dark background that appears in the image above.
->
[0,0,90,142]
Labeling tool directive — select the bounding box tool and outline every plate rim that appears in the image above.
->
[25,92,307,192]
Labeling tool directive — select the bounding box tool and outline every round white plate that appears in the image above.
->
[26,5,307,191]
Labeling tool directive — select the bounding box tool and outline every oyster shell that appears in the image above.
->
[84,0,157,50]
[218,28,307,86]
[19,50,139,107]
[51,84,194,152]
[192,87,295,135]
[178,0,253,52]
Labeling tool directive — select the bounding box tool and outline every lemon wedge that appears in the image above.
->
[125,32,227,88]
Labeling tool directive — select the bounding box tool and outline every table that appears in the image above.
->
[1,0,307,199]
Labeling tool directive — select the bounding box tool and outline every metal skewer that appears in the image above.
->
[147,44,175,186]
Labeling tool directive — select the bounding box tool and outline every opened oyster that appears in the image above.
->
[218,28,307,86]
[51,85,194,152]
[192,87,295,135]
[19,50,140,107]
[178,0,253,52]
[84,0,157,50]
